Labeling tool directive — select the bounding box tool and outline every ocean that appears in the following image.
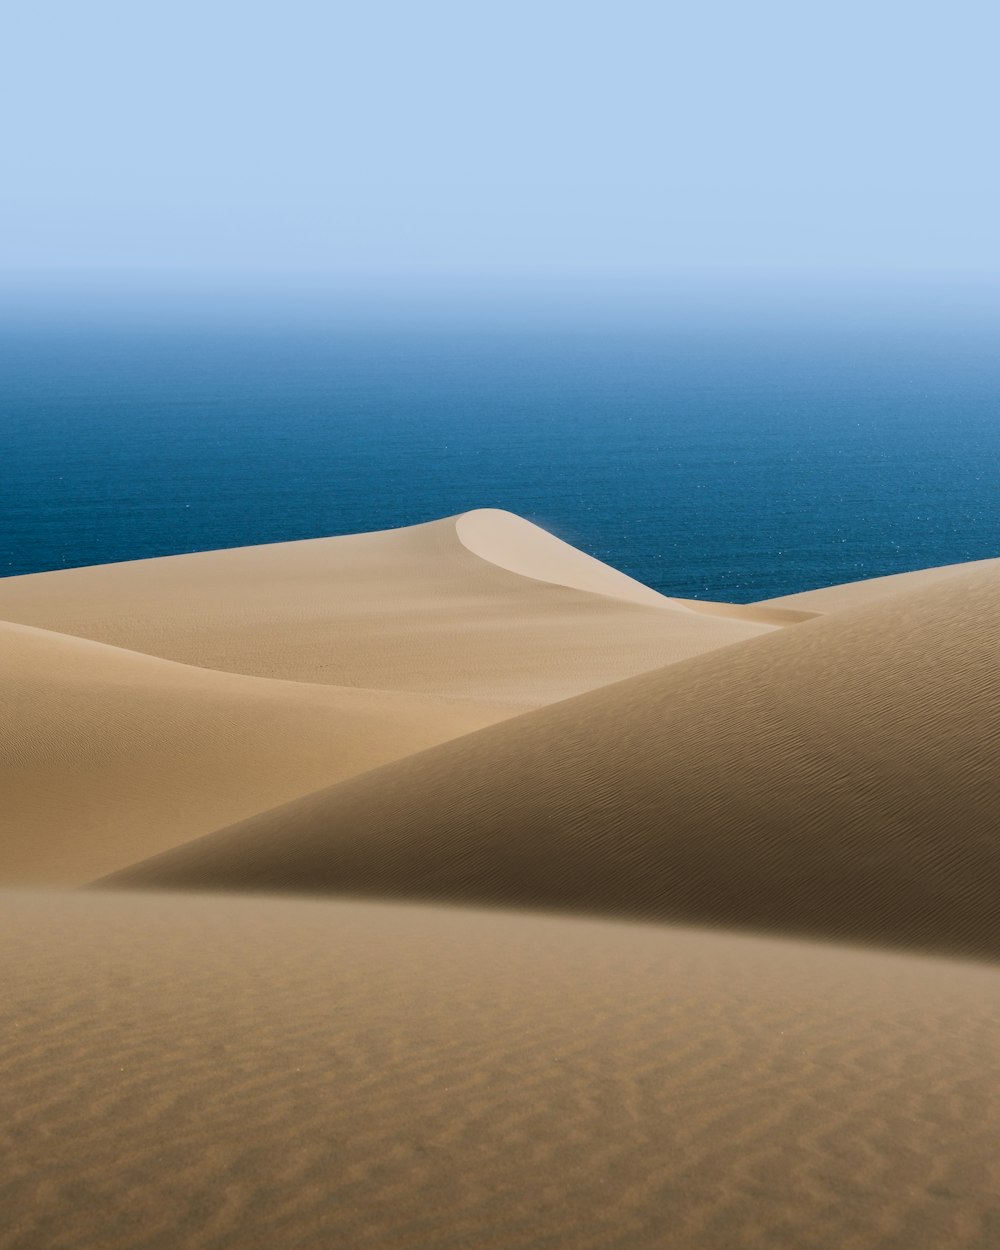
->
[3,282,999,602]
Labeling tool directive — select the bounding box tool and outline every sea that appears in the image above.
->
[3,277,999,603]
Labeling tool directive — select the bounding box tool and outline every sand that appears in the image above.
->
[108,556,1000,960]
[0,619,520,885]
[759,552,1000,613]
[0,510,774,704]
[2,508,998,1248]
[5,892,1000,1250]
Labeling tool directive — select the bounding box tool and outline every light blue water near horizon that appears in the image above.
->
[3,284,999,603]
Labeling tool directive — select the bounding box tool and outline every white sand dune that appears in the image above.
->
[0,510,776,704]
[0,618,521,885]
[107,557,1000,960]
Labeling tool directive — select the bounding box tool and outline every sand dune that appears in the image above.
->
[0,619,520,886]
[5,890,1000,1250]
[107,558,1000,960]
[760,553,1000,613]
[0,511,774,704]
[453,507,675,605]
[5,507,1000,1249]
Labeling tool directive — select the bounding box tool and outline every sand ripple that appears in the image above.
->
[3,892,1000,1250]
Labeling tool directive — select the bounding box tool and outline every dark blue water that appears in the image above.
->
[3,297,999,602]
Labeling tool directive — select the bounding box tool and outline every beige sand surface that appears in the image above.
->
[453,507,674,605]
[110,557,1000,960]
[0,619,520,885]
[4,510,1000,1250]
[4,891,1000,1250]
[0,511,785,886]
[0,510,774,704]
[760,552,1000,613]
[670,596,821,625]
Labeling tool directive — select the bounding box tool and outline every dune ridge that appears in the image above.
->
[103,557,1000,961]
[453,507,677,606]
[759,552,1000,613]
[0,511,775,703]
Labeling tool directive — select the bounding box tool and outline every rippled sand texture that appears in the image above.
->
[2,509,1000,1249]
[5,892,1000,1250]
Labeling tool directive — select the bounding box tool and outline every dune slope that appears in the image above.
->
[453,507,674,605]
[5,891,1000,1250]
[106,560,1000,960]
[760,553,1000,614]
[0,619,520,886]
[0,511,774,703]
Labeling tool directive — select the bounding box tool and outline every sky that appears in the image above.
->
[2,0,998,281]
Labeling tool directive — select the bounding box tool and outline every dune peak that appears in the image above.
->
[454,508,676,607]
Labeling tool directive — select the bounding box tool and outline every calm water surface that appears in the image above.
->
[3,303,999,602]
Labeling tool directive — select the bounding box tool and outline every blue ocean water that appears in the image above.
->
[3,291,999,602]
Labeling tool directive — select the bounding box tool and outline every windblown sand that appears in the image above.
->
[2,509,999,1248]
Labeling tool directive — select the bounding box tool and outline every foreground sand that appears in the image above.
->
[2,509,999,1248]
[5,891,1000,1250]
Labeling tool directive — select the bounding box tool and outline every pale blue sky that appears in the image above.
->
[3,0,997,278]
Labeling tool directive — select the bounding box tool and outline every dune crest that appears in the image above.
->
[0,512,774,703]
[104,559,1000,961]
[454,507,675,606]
[760,553,1000,613]
[457,509,820,624]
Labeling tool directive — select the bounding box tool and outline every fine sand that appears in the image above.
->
[4,892,1000,1250]
[0,510,774,704]
[2,508,999,1249]
[108,556,1000,961]
[759,552,1000,613]
[0,619,520,885]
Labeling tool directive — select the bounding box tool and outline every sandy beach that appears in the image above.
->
[2,509,999,1248]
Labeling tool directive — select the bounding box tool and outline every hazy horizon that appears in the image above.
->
[4,268,999,336]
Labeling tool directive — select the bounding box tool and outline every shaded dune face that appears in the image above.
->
[5,891,1000,1250]
[104,561,1000,961]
